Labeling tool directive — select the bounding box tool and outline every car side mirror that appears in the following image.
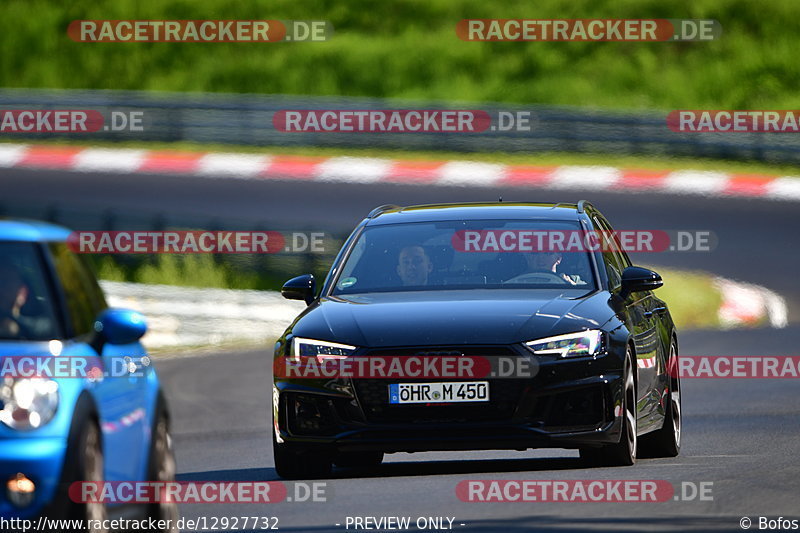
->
[620,266,663,298]
[91,308,147,352]
[282,274,316,305]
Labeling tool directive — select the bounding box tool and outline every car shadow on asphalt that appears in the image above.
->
[176,455,611,483]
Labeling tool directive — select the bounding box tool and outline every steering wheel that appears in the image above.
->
[502,271,568,284]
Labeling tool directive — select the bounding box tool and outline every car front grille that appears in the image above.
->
[353,346,528,424]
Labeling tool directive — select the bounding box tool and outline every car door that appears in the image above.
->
[46,243,148,482]
[591,215,660,427]
[611,240,665,430]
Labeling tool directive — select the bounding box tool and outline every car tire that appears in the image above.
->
[639,342,681,458]
[51,396,108,533]
[272,429,332,480]
[146,393,180,531]
[333,451,384,469]
[580,348,637,467]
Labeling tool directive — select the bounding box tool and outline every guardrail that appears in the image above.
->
[1,88,799,163]
[101,281,305,349]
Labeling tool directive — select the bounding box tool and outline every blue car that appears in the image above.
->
[0,220,175,531]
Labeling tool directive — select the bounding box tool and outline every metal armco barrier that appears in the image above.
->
[100,281,304,349]
[0,89,798,163]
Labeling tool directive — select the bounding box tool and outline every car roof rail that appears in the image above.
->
[576,200,594,213]
[367,204,402,218]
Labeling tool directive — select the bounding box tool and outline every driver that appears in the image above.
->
[396,245,433,286]
[520,251,578,285]
[0,262,30,338]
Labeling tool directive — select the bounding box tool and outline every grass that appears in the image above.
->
[90,250,338,292]
[2,0,800,110]
[6,138,800,177]
[650,267,723,330]
[97,254,239,287]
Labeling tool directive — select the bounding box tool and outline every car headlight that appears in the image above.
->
[524,330,604,358]
[291,337,357,361]
[0,377,59,430]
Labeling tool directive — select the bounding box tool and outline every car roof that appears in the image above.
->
[365,202,587,225]
[0,219,71,242]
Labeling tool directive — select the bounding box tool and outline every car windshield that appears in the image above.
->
[0,242,60,341]
[332,220,597,295]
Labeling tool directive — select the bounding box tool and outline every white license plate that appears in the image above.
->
[389,381,489,404]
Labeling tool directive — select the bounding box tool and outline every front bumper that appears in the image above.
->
[0,437,66,518]
[275,351,626,454]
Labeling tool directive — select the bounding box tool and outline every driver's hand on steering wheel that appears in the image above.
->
[560,273,578,285]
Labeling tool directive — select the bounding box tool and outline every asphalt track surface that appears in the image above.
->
[4,166,800,531]
[156,330,800,533]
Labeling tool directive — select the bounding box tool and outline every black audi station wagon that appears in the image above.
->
[272,202,681,478]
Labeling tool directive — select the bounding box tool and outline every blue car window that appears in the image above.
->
[0,242,60,341]
[47,243,107,338]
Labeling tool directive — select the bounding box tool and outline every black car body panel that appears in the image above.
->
[292,289,610,348]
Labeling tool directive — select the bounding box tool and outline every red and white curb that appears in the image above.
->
[2,143,800,200]
[714,277,788,329]
[637,357,657,369]
[635,276,787,369]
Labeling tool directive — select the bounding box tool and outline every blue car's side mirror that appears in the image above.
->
[93,308,147,346]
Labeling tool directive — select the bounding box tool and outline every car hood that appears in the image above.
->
[290,289,613,347]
